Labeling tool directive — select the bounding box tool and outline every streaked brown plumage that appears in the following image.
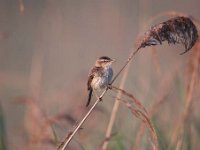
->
[86,56,114,107]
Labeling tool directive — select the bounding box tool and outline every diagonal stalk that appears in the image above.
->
[101,48,140,150]
[101,63,131,150]
[59,48,140,150]
[59,89,108,150]
[111,48,140,84]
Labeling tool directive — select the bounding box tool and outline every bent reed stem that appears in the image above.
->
[59,48,140,150]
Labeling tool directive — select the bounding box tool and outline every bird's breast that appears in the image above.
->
[91,66,113,90]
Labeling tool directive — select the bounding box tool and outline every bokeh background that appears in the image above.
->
[0,0,200,150]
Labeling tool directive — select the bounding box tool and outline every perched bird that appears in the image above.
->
[86,56,115,107]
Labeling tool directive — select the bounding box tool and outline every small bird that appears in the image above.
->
[86,56,115,107]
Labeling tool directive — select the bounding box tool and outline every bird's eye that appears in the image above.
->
[99,59,109,63]
[100,60,106,63]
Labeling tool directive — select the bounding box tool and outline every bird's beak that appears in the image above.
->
[110,59,115,63]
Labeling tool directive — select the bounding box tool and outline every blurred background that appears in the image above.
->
[0,0,200,150]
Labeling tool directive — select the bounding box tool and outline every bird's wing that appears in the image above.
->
[87,67,96,90]
[86,67,98,107]
[86,66,103,107]
[87,66,102,90]
[87,74,93,91]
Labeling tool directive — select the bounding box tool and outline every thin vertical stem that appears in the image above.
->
[101,63,131,150]
[169,42,200,149]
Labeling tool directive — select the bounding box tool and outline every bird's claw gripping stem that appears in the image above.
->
[99,97,102,101]
[107,84,112,89]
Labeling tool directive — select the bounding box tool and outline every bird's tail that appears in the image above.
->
[86,89,93,107]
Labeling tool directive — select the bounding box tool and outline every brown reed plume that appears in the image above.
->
[102,16,199,150]
[147,11,200,31]
[145,11,200,149]
[137,16,198,54]
[58,16,198,150]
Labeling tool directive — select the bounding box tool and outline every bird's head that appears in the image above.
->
[95,56,115,67]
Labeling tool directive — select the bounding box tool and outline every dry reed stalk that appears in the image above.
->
[170,41,200,149]
[101,43,147,150]
[27,45,46,149]
[47,114,76,126]
[101,63,131,150]
[29,48,44,101]
[112,86,148,114]
[115,97,158,150]
[133,126,145,150]
[59,16,198,150]
[15,97,56,149]
[133,16,198,150]
[19,0,25,15]
[58,89,108,150]
[151,47,161,75]
[101,82,157,150]
[59,46,141,150]
[145,11,200,149]
[132,74,174,150]
[103,86,159,150]
[179,44,199,145]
